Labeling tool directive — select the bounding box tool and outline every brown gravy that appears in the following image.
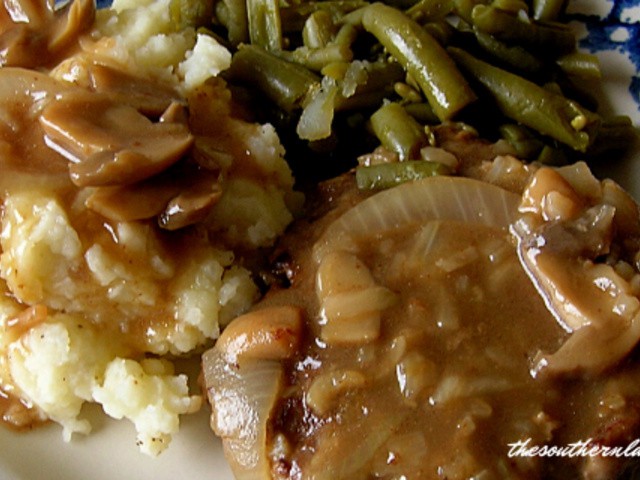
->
[206,169,640,480]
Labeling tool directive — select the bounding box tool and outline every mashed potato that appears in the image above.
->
[90,0,231,90]
[0,0,297,456]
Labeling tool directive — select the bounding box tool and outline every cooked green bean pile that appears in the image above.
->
[196,0,638,186]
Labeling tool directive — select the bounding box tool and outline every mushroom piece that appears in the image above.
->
[512,165,640,376]
[89,64,184,117]
[85,165,222,227]
[158,181,222,231]
[84,176,184,222]
[214,305,303,363]
[51,60,185,117]
[47,0,94,52]
[0,0,94,68]
[40,92,194,187]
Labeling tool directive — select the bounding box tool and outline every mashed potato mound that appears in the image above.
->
[90,0,231,91]
[93,358,201,456]
[0,0,298,456]
[7,310,201,456]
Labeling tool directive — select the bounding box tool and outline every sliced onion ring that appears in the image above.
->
[312,176,521,262]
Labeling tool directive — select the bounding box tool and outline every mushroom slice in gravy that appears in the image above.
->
[204,135,640,479]
[40,91,194,187]
[0,0,94,68]
[513,164,640,376]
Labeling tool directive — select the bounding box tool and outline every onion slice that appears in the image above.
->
[312,176,521,262]
[202,347,283,480]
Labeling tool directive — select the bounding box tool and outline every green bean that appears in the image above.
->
[394,82,423,103]
[278,44,354,72]
[370,102,428,161]
[406,0,455,22]
[473,28,544,73]
[556,52,601,79]
[588,115,639,157]
[226,45,320,112]
[552,76,599,113]
[536,144,568,165]
[169,0,213,29]
[383,0,424,9]
[279,1,368,32]
[403,102,439,124]
[362,3,476,121]
[498,124,544,159]
[471,4,575,57]
[541,81,563,95]
[339,6,367,26]
[334,23,358,47]
[423,20,456,45]
[247,0,282,50]
[532,0,565,21]
[448,46,600,152]
[356,160,449,190]
[490,0,528,14]
[303,10,336,48]
[452,0,486,23]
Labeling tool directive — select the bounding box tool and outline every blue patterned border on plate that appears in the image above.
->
[569,0,640,113]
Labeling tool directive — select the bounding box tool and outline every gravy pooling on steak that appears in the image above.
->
[204,128,640,479]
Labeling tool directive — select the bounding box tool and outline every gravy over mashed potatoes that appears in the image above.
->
[0,0,298,455]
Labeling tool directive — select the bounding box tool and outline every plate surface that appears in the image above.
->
[0,1,639,479]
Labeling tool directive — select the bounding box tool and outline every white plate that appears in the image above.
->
[0,406,232,480]
[1,1,639,479]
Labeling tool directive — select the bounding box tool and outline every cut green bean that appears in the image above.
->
[247,0,282,50]
[356,160,450,189]
[226,45,320,112]
[499,124,544,159]
[334,23,358,46]
[449,46,600,152]
[303,10,336,48]
[588,115,639,156]
[452,0,486,23]
[278,44,354,72]
[473,28,544,73]
[362,3,476,121]
[471,4,575,57]
[536,144,568,165]
[370,102,428,161]
[556,52,601,79]
[490,0,528,14]
[406,0,455,22]
[423,20,456,45]
[279,1,368,32]
[403,102,439,124]
[169,0,213,30]
[208,0,627,173]
[394,82,423,103]
[532,0,565,21]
